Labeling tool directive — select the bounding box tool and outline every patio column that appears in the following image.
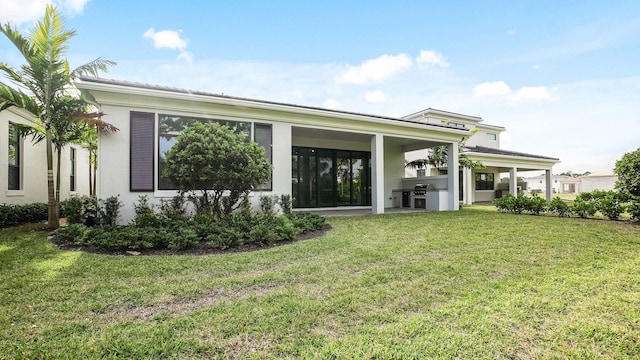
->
[463,168,473,205]
[447,142,459,210]
[545,169,552,201]
[509,167,518,196]
[371,134,384,214]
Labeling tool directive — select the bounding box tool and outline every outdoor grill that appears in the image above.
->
[413,184,428,196]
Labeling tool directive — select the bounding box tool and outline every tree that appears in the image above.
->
[0,5,115,227]
[614,147,640,198]
[406,131,485,173]
[163,121,271,217]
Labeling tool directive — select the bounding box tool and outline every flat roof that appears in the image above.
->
[463,145,560,161]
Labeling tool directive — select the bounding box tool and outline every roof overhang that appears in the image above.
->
[464,151,560,171]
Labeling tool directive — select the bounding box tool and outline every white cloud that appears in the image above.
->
[364,90,387,103]
[473,81,512,97]
[62,0,89,13]
[507,28,517,36]
[143,28,192,62]
[0,0,89,25]
[143,28,187,50]
[336,53,412,85]
[508,86,552,102]
[323,98,341,109]
[416,50,450,68]
[532,64,541,70]
[473,81,552,103]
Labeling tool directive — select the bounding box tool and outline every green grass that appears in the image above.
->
[1,208,639,359]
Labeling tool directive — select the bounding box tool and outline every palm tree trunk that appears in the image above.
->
[45,129,59,228]
[88,156,92,196]
[55,145,62,215]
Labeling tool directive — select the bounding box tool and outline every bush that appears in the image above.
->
[571,195,597,218]
[168,228,199,250]
[99,195,122,226]
[626,200,640,222]
[61,195,99,226]
[206,227,244,249]
[0,203,48,227]
[595,191,626,220]
[547,197,571,217]
[289,212,326,233]
[527,193,548,215]
[279,194,292,215]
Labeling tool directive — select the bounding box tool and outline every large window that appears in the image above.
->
[475,173,494,190]
[70,147,76,192]
[292,146,371,208]
[157,114,252,190]
[8,123,20,190]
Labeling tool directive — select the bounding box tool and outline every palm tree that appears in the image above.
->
[0,5,115,228]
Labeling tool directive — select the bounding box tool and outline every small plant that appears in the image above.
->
[548,197,571,217]
[61,195,99,226]
[99,195,122,226]
[259,194,279,217]
[526,193,548,215]
[279,194,292,215]
[571,193,597,218]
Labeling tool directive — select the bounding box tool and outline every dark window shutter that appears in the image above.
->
[130,111,155,191]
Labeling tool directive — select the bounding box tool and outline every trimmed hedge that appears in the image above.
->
[0,203,48,228]
[494,190,637,221]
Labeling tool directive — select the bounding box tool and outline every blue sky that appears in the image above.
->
[2,0,639,174]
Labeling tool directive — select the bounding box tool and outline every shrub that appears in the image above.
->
[206,227,244,249]
[56,223,89,243]
[494,193,516,213]
[526,193,548,215]
[289,212,326,232]
[162,121,271,217]
[547,197,571,217]
[168,228,199,250]
[594,191,626,220]
[259,195,278,217]
[571,195,597,218]
[99,195,122,226]
[0,203,48,227]
[279,194,292,215]
[275,216,301,241]
[626,200,640,222]
[61,195,99,226]
[249,220,279,244]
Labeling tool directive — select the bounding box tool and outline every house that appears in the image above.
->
[403,109,560,204]
[524,173,570,194]
[75,77,560,223]
[560,170,617,193]
[1,106,90,205]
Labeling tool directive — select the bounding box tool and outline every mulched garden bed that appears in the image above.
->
[49,225,331,256]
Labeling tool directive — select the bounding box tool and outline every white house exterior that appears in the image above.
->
[524,174,570,194]
[76,77,559,223]
[1,107,90,205]
[403,108,560,204]
[560,170,617,193]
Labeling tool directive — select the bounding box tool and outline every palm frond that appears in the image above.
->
[0,84,41,115]
[71,57,117,78]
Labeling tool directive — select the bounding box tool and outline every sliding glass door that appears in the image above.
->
[292,147,371,208]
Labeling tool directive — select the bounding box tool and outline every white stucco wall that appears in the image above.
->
[580,176,617,192]
[383,140,405,209]
[0,108,90,205]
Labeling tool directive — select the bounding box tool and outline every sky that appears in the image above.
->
[1,0,639,175]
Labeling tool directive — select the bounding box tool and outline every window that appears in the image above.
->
[486,133,497,141]
[157,114,252,190]
[475,173,494,190]
[70,148,76,191]
[441,120,466,129]
[254,123,273,190]
[8,123,20,190]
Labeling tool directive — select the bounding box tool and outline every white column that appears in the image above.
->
[509,167,518,196]
[463,168,473,205]
[447,142,459,210]
[545,169,552,201]
[371,134,385,214]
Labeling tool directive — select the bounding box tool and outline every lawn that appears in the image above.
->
[1,206,639,359]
